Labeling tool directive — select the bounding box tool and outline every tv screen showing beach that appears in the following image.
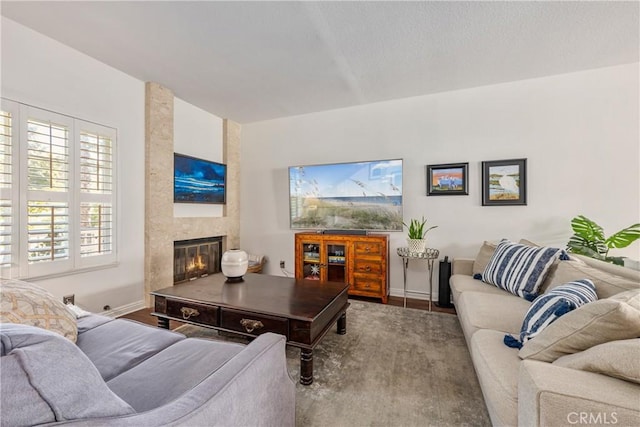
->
[289,159,403,231]
[174,153,226,204]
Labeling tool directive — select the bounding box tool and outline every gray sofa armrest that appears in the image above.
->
[518,360,640,427]
[55,333,295,427]
[452,258,474,276]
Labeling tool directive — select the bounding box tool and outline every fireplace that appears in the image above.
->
[173,236,223,284]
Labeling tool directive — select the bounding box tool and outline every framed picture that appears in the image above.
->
[426,162,469,196]
[482,158,527,206]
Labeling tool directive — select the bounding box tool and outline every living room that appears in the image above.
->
[1,2,639,426]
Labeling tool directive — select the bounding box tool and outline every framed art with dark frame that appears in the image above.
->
[481,158,527,206]
[426,162,469,196]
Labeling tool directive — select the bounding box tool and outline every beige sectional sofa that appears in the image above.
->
[450,246,640,427]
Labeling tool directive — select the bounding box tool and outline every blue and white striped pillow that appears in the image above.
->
[476,239,565,300]
[504,279,597,349]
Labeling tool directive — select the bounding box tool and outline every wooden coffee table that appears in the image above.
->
[151,273,349,385]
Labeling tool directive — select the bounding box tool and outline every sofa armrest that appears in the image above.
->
[58,333,295,426]
[518,360,640,427]
[452,258,474,276]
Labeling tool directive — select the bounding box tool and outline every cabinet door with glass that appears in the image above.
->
[295,234,348,283]
[324,240,347,283]
[298,240,322,281]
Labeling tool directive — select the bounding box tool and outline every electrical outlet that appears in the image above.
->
[62,294,75,305]
[280,260,285,268]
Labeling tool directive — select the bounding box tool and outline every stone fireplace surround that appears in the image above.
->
[144,82,240,306]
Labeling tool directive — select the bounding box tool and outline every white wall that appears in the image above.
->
[1,17,145,312]
[173,97,224,218]
[240,63,640,300]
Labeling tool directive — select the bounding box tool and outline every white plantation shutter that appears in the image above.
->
[23,108,73,276]
[0,100,118,279]
[0,108,14,275]
[77,125,115,265]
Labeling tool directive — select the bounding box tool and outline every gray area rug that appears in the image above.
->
[176,300,491,426]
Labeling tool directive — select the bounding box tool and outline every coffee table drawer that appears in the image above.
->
[166,300,219,326]
[220,308,289,338]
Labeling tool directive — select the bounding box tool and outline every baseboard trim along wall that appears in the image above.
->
[101,300,147,318]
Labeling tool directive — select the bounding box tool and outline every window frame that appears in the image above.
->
[1,98,118,279]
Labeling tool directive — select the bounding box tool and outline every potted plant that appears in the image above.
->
[403,216,437,253]
[567,215,640,265]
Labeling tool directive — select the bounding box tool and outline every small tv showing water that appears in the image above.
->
[289,159,403,231]
[174,153,226,204]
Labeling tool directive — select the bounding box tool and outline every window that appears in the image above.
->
[1,99,117,279]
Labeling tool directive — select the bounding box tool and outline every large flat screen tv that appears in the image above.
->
[174,153,226,204]
[289,159,403,231]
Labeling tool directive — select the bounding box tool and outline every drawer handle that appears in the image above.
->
[360,265,372,272]
[364,246,370,252]
[240,319,264,333]
[180,307,200,320]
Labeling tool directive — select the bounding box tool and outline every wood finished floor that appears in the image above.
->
[119,295,456,328]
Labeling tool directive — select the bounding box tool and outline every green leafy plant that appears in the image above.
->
[567,215,640,265]
[403,216,437,239]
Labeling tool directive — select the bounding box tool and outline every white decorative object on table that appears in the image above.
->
[407,238,426,253]
[221,249,249,282]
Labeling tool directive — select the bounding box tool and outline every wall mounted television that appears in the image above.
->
[289,159,403,231]
[174,153,226,204]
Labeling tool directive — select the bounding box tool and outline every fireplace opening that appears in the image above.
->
[174,236,223,284]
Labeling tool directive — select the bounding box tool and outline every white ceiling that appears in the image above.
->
[2,1,638,124]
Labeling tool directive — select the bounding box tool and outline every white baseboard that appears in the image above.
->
[101,300,147,318]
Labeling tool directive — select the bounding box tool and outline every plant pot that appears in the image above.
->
[221,249,249,282]
[407,239,426,253]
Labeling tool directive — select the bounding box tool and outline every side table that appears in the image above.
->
[397,247,440,311]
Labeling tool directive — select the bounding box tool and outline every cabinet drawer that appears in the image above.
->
[352,275,383,293]
[353,259,383,275]
[166,300,219,326]
[354,241,383,257]
[220,308,289,338]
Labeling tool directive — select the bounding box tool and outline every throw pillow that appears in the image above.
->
[477,239,566,300]
[504,279,597,349]
[0,323,135,425]
[553,339,640,384]
[543,260,639,299]
[519,289,640,362]
[472,241,498,276]
[0,279,77,342]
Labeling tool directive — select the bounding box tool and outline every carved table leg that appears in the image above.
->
[157,317,170,329]
[300,348,313,385]
[337,312,347,335]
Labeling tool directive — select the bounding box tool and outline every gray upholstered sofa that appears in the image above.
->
[1,310,295,426]
[450,244,640,427]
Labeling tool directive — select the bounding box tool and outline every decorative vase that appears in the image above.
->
[221,249,249,282]
[407,239,426,253]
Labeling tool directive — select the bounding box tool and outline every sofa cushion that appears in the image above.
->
[519,289,640,362]
[478,239,564,300]
[0,323,135,426]
[544,260,640,299]
[76,318,185,381]
[456,291,530,344]
[77,313,114,334]
[505,279,597,349]
[450,274,508,304]
[107,337,245,412]
[469,329,520,427]
[0,278,77,342]
[553,339,640,384]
